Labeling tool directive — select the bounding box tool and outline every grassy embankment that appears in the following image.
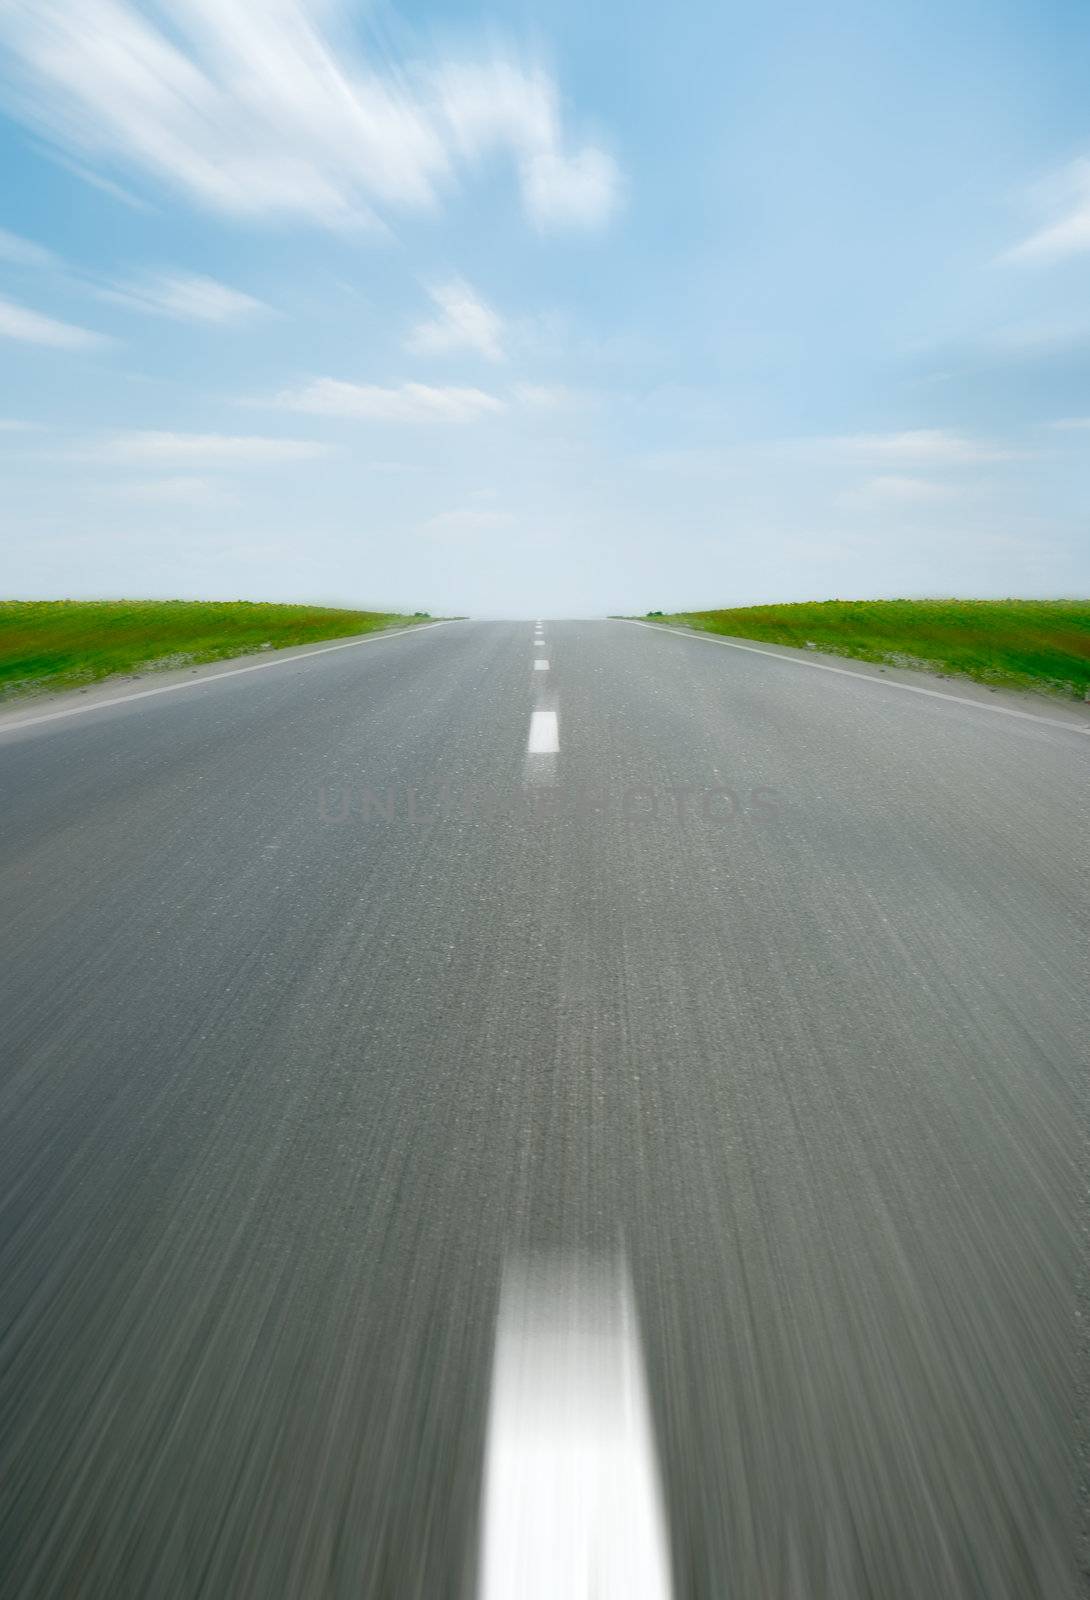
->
[0,600,431,703]
[640,599,1090,701]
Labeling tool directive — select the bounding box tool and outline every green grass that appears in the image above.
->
[0,600,430,702]
[638,599,1090,700]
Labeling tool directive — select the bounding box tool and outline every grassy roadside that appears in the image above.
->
[637,599,1090,701]
[0,600,432,703]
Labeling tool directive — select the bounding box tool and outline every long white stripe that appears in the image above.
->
[479,1255,672,1600]
[622,619,1090,736]
[0,621,451,735]
[527,710,559,752]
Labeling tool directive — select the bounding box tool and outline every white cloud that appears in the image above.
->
[274,378,505,423]
[102,270,269,324]
[47,154,154,211]
[521,143,620,229]
[639,447,730,473]
[0,293,107,349]
[107,474,237,506]
[1005,158,1090,263]
[840,475,962,507]
[406,279,504,362]
[84,432,329,464]
[436,59,619,229]
[0,1,619,231]
[803,429,1015,464]
[0,227,60,269]
[1046,417,1090,431]
[511,382,579,408]
[638,431,1016,476]
[423,507,515,538]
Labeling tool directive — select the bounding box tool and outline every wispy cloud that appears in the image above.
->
[1004,157,1090,263]
[406,280,504,362]
[801,429,1017,464]
[436,59,620,229]
[0,227,60,270]
[840,475,963,507]
[642,431,1017,473]
[511,382,579,408]
[520,143,620,230]
[107,474,238,506]
[639,447,730,474]
[274,378,505,423]
[0,294,108,349]
[1045,416,1090,431]
[423,507,515,538]
[0,1,620,231]
[83,432,329,464]
[101,270,269,324]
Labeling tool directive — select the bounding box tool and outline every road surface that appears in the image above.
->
[1,619,1087,1598]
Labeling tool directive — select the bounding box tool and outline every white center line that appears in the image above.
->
[527,709,559,752]
[533,660,549,671]
[479,1254,673,1600]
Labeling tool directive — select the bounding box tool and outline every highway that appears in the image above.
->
[1,619,1087,1598]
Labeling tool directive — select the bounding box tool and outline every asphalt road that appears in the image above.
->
[1,619,1087,1599]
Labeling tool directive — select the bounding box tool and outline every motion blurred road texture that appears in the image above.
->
[1,619,1086,1598]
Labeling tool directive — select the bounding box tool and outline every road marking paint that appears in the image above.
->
[622,619,1090,737]
[0,621,453,735]
[527,710,559,752]
[479,1254,672,1600]
[534,660,549,671]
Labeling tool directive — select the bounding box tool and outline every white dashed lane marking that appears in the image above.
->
[479,1254,673,1600]
[527,710,559,752]
[534,660,549,671]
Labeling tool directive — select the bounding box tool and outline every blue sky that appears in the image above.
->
[1,0,1088,616]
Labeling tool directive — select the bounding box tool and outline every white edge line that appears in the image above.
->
[620,619,1090,736]
[0,620,453,734]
